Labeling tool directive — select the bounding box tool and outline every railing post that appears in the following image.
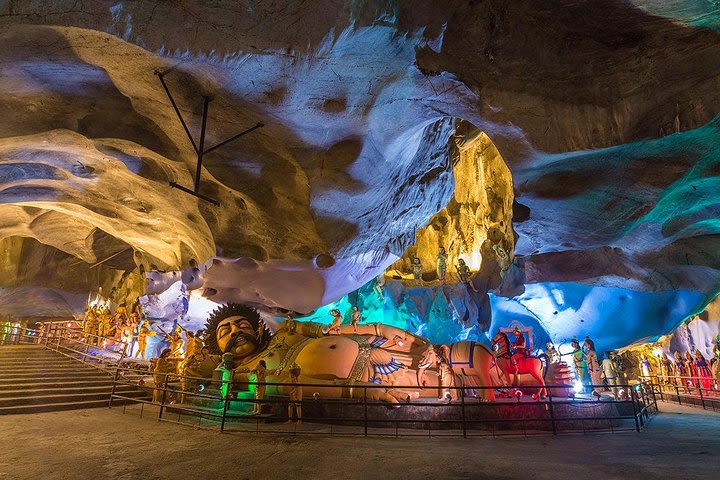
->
[698,380,706,410]
[630,387,640,432]
[363,387,368,437]
[220,381,230,433]
[109,367,121,408]
[158,373,170,420]
[460,387,467,438]
[82,341,90,363]
[548,390,557,435]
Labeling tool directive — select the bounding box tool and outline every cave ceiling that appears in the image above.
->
[1,1,719,347]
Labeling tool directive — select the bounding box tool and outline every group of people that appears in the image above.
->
[649,349,717,393]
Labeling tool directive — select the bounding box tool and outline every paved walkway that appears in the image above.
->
[0,402,717,480]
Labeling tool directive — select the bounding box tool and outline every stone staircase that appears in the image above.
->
[0,344,149,414]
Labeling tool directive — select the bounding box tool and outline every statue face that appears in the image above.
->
[216,315,260,358]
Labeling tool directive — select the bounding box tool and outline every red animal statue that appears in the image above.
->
[491,332,547,399]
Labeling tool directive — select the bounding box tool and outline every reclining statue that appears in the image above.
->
[180,303,496,403]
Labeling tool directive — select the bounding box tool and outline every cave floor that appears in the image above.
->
[0,402,717,480]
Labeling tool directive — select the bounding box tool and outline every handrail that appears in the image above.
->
[3,325,654,436]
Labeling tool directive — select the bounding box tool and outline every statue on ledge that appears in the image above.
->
[183,303,497,403]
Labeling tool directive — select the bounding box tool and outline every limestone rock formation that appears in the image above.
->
[0,1,719,351]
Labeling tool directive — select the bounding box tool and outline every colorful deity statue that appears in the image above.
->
[583,336,602,392]
[323,309,343,335]
[166,325,185,358]
[545,342,560,364]
[373,274,385,300]
[436,247,448,283]
[602,351,619,399]
[694,350,713,393]
[412,257,423,282]
[134,320,156,361]
[713,335,720,386]
[152,348,177,403]
[490,332,547,398]
[511,327,527,356]
[570,338,589,390]
[350,306,362,332]
[182,303,497,404]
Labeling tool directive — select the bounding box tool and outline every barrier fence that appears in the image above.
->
[109,363,657,437]
[0,324,657,436]
[639,375,720,412]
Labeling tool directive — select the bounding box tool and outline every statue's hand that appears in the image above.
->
[358,387,408,405]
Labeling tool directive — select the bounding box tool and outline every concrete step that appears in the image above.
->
[0,396,152,415]
[0,389,148,408]
[0,378,117,391]
[0,372,112,383]
[0,365,104,373]
[0,384,141,399]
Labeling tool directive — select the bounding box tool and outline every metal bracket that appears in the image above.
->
[155,70,264,206]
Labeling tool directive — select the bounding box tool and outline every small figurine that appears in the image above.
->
[545,342,560,364]
[373,274,385,300]
[456,258,472,284]
[411,257,423,282]
[492,243,510,277]
[437,358,457,402]
[323,309,343,335]
[252,360,269,415]
[436,247,448,283]
[350,306,361,332]
[287,363,303,424]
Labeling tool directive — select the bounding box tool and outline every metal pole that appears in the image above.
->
[698,379,706,410]
[630,388,640,432]
[220,382,230,433]
[460,387,467,438]
[363,387,368,437]
[155,71,198,153]
[158,373,170,420]
[548,391,557,435]
[109,367,121,408]
[193,96,210,193]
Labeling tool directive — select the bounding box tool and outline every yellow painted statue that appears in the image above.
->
[184,303,496,403]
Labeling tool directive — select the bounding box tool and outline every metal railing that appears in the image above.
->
[639,375,720,412]
[1,325,658,436]
[110,363,656,437]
